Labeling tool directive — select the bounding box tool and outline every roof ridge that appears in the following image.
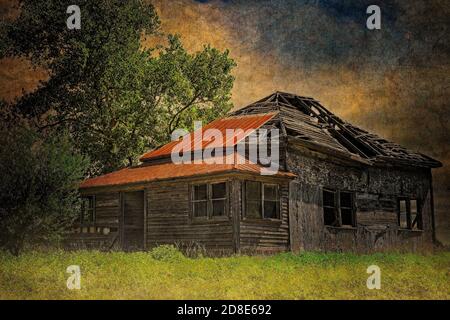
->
[222,111,278,119]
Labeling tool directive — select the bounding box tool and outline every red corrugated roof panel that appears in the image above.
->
[139,113,277,161]
[80,152,294,189]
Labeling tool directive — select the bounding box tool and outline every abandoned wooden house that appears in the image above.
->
[70,92,442,253]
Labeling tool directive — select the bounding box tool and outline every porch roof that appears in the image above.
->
[80,153,294,189]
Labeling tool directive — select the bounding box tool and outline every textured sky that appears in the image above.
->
[151,0,450,242]
[1,0,449,241]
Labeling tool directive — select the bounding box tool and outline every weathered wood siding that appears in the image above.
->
[240,182,290,254]
[146,180,234,253]
[65,192,120,249]
[95,193,120,227]
[287,148,434,252]
[72,174,292,254]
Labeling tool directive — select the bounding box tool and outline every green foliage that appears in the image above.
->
[1,0,236,174]
[148,245,185,262]
[0,251,448,299]
[0,123,89,255]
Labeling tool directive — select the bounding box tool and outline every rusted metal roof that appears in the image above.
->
[140,113,276,162]
[80,152,294,189]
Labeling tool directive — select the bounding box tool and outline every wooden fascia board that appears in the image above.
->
[373,155,443,169]
[80,170,294,195]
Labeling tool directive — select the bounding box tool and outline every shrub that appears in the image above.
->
[149,245,185,262]
[174,241,207,258]
[0,123,89,255]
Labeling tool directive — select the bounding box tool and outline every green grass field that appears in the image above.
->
[0,247,449,300]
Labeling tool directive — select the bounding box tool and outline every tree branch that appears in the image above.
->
[167,92,201,134]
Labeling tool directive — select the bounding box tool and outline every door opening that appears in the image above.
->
[121,190,145,251]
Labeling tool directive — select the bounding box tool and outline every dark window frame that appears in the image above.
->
[245,181,262,219]
[211,182,228,217]
[322,188,356,228]
[81,195,95,225]
[191,182,229,220]
[192,184,208,219]
[263,183,280,219]
[323,188,338,226]
[397,197,422,230]
[244,181,281,220]
[339,191,356,227]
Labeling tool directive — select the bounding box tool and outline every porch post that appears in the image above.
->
[119,192,124,250]
[230,179,241,254]
[143,188,148,250]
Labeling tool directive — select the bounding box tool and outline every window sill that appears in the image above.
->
[242,218,282,224]
[325,225,357,231]
[397,228,424,233]
[190,216,230,223]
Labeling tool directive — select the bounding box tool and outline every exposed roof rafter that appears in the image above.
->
[232,91,442,168]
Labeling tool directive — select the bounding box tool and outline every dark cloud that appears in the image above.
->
[209,0,448,69]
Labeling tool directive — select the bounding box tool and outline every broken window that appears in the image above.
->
[323,189,356,227]
[81,196,95,225]
[399,199,408,229]
[245,181,280,219]
[398,198,422,230]
[323,189,337,226]
[410,199,421,230]
[192,182,227,219]
[340,192,355,226]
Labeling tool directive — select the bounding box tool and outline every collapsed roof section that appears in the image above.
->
[231,91,442,168]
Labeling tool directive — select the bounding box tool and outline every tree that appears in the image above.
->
[0,120,89,255]
[1,0,236,174]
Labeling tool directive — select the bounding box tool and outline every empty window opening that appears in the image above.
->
[340,192,355,226]
[81,196,95,225]
[398,198,422,230]
[322,189,356,227]
[323,189,337,226]
[399,199,408,229]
